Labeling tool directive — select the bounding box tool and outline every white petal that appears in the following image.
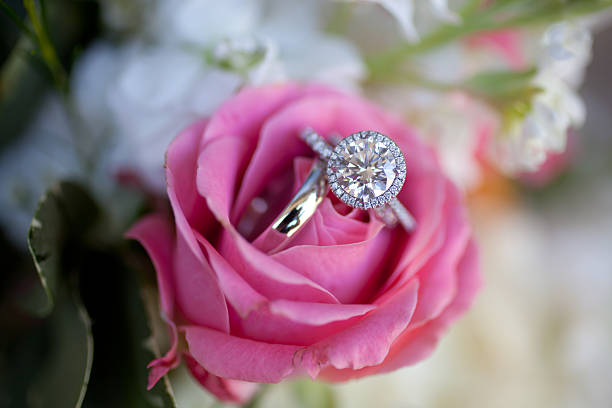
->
[0,97,80,246]
[533,73,586,129]
[105,46,242,189]
[539,21,592,87]
[246,38,288,85]
[430,0,460,23]
[347,0,419,41]
[111,47,202,109]
[152,0,261,45]
[70,41,120,140]
[282,35,366,92]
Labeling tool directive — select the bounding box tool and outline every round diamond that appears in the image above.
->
[329,131,404,207]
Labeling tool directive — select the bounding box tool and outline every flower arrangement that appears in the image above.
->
[1,1,611,407]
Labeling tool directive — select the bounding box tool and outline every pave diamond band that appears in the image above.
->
[300,128,334,160]
[271,128,416,237]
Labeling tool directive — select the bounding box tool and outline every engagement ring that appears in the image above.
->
[272,128,416,237]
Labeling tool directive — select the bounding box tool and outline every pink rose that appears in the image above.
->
[128,83,480,403]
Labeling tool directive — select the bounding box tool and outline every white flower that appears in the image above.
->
[71,0,365,190]
[539,21,592,88]
[419,93,496,189]
[345,0,460,41]
[150,0,262,46]
[0,0,366,242]
[493,72,586,173]
[256,0,366,89]
[487,21,591,174]
[0,97,80,245]
[101,45,243,189]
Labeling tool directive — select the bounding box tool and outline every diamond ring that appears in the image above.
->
[272,128,416,238]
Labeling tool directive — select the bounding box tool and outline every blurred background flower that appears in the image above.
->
[0,0,366,247]
[344,0,460,41]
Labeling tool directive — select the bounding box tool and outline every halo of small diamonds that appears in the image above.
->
[327,130,406,209]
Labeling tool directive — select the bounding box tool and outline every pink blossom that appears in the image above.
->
[467,29,527,70]
[127,83,480,403]
[519,130,577,187]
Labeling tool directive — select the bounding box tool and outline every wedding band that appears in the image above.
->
[272,159,328,237]
[272,128,416,237]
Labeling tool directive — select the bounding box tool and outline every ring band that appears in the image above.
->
[272,159,327,237]
[272,128,416,237]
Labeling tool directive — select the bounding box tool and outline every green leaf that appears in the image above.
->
[23,0,68,92]
[1,0,99,152]
[462,67,543,110]
[26,181,99,317]
[24,180,175,407]
[0,0,35,39]
[366,0,612,80]
[22,181,99,408]
[463,67,537,98]
[79,245,177,407]
[27,284,93,408]
[0,37,49,150]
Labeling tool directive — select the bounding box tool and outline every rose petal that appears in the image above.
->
[272,227,393,303]
[196,135,252,225]
[200,83,336,151]
[218,228,340,303]
[195,230,268,317]
[166,125,230,332]
[165,119,214,234]
[295,279,419,377]
[408,180,471,325]
[224,87,339,220]
[183,326,302,382]
[195,228,376,328]
[230,300,378,346]
[320,240,480,381]
[268,300,375,326]
[146,344,180,390]
[306,201,383,246]
[126,214,175,318]
[380,240,481,371]
[126,215,181,390]
[184,353,258,403]
[173,228,229,331]
[378,170,448,294]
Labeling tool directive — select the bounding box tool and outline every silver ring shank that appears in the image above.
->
[272,160,328,237]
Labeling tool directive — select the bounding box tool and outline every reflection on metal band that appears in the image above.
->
[272,160,328,236]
